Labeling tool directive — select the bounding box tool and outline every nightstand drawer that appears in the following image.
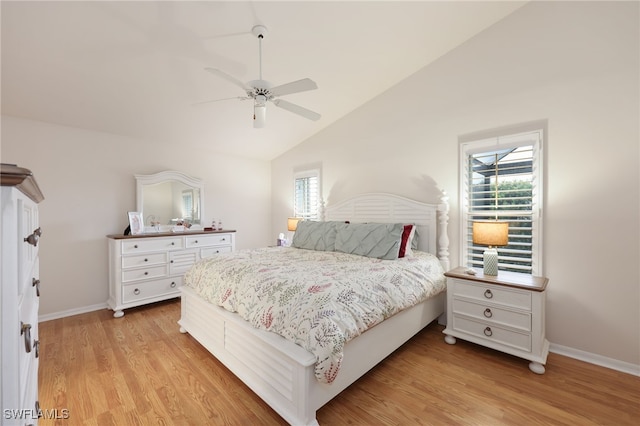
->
[453,279,531,310]
[453,299,531,332]
[453,315,532,352]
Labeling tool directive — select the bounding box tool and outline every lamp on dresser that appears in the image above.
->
[472,221,508,275]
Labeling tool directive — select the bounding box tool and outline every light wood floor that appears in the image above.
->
[38,299,639,425]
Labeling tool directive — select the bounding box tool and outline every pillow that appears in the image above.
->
[398,224,416,258]
[334,222,404,260]
[292,221,341,251]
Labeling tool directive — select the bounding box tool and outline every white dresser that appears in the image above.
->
[1,164,44,425]
[107,230,235,317]
[443,266,549,374]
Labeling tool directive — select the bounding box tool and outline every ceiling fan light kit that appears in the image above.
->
[203,25,320,128]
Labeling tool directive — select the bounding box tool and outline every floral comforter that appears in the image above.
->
[183,247,445,384]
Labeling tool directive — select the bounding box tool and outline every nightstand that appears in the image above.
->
[443,266,549,374]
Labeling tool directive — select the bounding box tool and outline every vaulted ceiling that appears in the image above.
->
[1,1,525,160]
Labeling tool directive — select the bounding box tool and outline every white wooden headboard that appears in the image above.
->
[323,192,450,271]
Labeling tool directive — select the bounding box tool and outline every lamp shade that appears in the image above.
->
[472,221,509,247]
[287,217,302,232]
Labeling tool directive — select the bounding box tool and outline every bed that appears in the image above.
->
[178,192,450,425]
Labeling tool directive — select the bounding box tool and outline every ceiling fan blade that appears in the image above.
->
[204,68,251,92]
[192,96,250,107]
[269,78,318,97]
[272,99,321,121]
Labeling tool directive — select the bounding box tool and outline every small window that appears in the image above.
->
[294,169,320,221]
[460,128,544,275]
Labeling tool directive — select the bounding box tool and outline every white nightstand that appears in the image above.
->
[443,266,549,374]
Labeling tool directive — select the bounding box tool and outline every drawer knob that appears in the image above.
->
[24,227,42,247]
[144,271,149,275]
[484,327,493,337]
[171,242,175,245]
[144,258,148,262]
[134,244,138,249]
[484,308,493,318]
[21,322,32,353]
[33,278,41,297]
[221,238,226,241]
[484,289,493,299]
[170,282,177,288]
[134,288,140,295]
[195,240,198,244]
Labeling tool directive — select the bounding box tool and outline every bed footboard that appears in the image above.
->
[179,286,445,425]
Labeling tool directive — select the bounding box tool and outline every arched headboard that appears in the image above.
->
[324,192,450,270]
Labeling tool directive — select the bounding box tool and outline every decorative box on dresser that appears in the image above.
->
[443,266,549,374]
[107,230,235,317]
[1,164,44,425]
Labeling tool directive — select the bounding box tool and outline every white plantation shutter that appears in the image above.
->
[460,129,543,275]
[294,169,320,220]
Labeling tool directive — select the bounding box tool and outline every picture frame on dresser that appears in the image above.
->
[128,211,144,235]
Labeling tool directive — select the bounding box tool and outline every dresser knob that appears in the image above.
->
[21,322,32,353]
[171,242,175,245]
[32,278,41,297]
[483,327,493,337]
[134,288,140,295]
[170,282,177,288]
[195,240,198,244]
[144,258,148,262]
[134,244,138,249]
[484,289,493,299]
[484,308,493,318]
[144,271,148,275]
[221,238,226,241]
[24,227,42,247]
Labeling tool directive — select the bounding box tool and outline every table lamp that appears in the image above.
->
[472,221,509,275]
[287,217,302,232]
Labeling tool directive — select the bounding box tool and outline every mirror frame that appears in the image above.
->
[135,170,205,226]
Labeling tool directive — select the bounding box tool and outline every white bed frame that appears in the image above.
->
[178,192,450,425]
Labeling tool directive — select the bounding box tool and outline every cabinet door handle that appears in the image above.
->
[21,322,32,353]
[484,308,493,318]
[24,227,42,247]
[32,278,41,297]
[35,340,40,358]
[483,327,493,337]
[134,288,140,295]
[484,289,493,299]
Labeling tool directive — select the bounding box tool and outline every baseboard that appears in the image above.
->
[550,342,640,377]
[39,302,109,322]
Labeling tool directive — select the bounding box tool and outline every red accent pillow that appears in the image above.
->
[398,224,415,258]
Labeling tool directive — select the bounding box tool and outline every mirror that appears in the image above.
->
[135,171,204,230]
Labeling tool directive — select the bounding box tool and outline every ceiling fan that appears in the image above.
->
[201,25,321,128]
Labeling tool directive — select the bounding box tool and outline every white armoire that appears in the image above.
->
[1,164,44,425]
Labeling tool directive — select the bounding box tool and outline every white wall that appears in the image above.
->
[271,1,639,368]
[1,116,272,317]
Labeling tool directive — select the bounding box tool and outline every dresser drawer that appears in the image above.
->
[453,279,531,310]
[122,265,167,282]
[201,245,233,259]
[453,299,531,332]
[122,237,184,254]
[122,276,182,303]
[122,252,167,269]
[186,233,232,248]
[453,315,532,352]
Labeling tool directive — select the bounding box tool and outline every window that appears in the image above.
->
[294,169,321,221]
[460,128,544,275]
